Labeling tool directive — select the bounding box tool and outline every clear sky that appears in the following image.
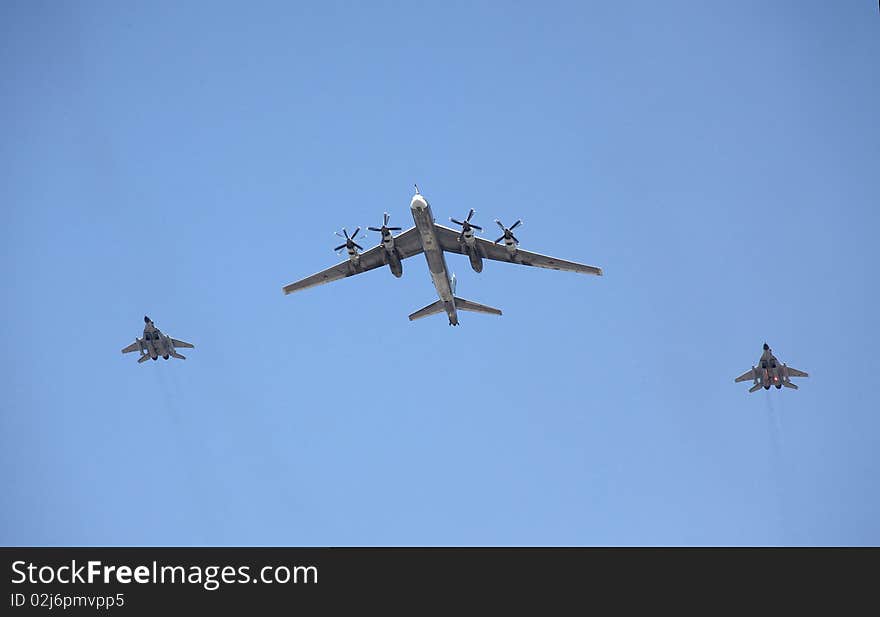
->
[2,1,878,546]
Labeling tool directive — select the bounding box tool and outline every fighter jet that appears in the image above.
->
[281,185,603,325]
[735,343,808,392]
[121,316,194,362]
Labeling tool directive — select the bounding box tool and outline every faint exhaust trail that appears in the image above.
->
[765,392,782,458]
[167,365,186,406]
[765,391,788,543]
[151,364,216,543]
[154,363,181,425]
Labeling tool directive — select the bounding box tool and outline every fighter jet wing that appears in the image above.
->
[121,341,140,354]
[734,368,756,383]
[282,227,423,295]
[433,224,603,276]
[785,367,809,378]
[171,338,194,349]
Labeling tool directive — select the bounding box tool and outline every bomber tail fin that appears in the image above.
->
[453,297,502,317]
[409,300,446,321]
[408,296,502,323]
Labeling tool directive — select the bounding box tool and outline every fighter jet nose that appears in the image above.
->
[144,315,151,323]
[763,343,769,350]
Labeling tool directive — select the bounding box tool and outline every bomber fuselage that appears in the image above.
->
[411,193,459,325]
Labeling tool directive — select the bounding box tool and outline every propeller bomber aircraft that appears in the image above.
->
[281,185,603,325]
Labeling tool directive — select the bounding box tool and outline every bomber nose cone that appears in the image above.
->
[411,193,427,209]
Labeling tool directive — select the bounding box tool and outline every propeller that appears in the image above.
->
[368,212,402,236]
[334,227,364,253]
[494,219,522,244]
[449,209,483,241]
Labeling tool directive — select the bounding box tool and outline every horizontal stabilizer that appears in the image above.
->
[454,297,502,316]
[782,381,798,389]
[170,351,187,360]
[137,354,151,364]
[409,300,446,321]
[748,383,763,393]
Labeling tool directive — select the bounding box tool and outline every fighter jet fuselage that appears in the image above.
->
[735,343,808,392]
[121,316,194,363]
[142,324,173,360]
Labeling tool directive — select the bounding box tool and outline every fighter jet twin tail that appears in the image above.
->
[122,186,809,392]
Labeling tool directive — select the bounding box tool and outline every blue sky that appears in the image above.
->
[2,1,878,545]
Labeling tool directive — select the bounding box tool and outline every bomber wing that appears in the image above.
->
[282,227,422,295]
[433,224,602,276]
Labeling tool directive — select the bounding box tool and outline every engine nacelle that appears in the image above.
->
[387,250,403,278]
[460,227,477,247]
[469,251,483,273]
